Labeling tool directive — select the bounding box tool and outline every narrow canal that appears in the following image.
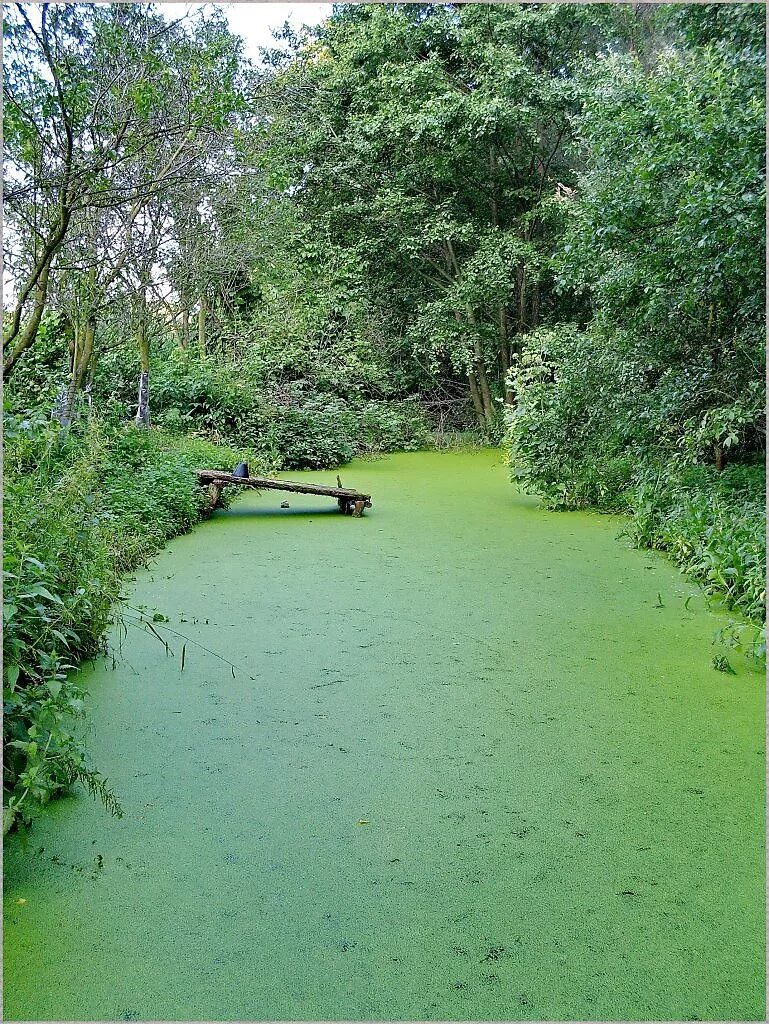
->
[4,450,764,1021]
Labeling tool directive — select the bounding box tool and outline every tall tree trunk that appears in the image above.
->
[466,305,496,425]
[498,306,515,405]
[468,371,486,426]
[489,144,514,406]
[476,361,495,425]
[530,281,540,329]
[516,263,526,333]
[180,307,189,350]
[197,294,207,361]
[3,207,71,353]
[3,260,52,375]
[135,319,150,427]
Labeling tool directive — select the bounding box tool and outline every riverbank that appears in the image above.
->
[4,450,764,1021]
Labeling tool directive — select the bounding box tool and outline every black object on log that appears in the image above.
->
[232,462,250,478]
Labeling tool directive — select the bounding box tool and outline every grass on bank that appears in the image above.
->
[3,412,255,834]
[625,461,765,631]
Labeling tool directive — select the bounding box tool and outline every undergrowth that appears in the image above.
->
[2,410,254,834]
[624,461,766,648]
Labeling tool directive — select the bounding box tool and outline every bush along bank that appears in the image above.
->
[2,412,257,834]
[506,331,765,659]
[625,462,765,648]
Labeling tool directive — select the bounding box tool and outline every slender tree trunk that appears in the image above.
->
[476,362,495,424]
[3,260,52,375]
[197,294,207,360]
[489,145,500,229]
[57,319,95,429]
[516,263,526,333]
[180,307,189,349]
[3,207,71,353]
[489,144,514,406]
[530,281,540,329]
[498,306,515,405]
[135,319,150,427]
[468,371,486,426]
[466,305,496,425]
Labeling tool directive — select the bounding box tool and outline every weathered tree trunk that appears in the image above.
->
[476,362,495,424]
[516,263,526,333]
[3,260,52,376]
[3,207,71,355]
[466,306,496,425]
[530,281,540,329]
[498,306,515,405]
[135,319,150,427]
[489,143,515,405]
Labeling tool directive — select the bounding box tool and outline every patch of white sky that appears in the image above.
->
[160,3,333,64]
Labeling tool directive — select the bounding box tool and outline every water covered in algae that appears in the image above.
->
[4,450,764,1021]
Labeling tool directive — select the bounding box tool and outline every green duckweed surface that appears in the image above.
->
[3,450,765,1021]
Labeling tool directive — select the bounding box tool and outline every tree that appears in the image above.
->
[3,2,245,419]
[259,3,628,426]
[557,12,765,468]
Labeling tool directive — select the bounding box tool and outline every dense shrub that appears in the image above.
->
[255,396,430,469]
[507,330,765,628]
[506,328,649,512]
[89,346,432,468]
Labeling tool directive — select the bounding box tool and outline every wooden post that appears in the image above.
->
[207,483,223,512]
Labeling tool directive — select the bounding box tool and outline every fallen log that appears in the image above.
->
[196,469,372,516]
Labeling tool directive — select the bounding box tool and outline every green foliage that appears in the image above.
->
[712,654,737,675]
[261,2,624,424]
[507,17,765,628]
[626,462,766,625]
[557,31,764,449]
[506,328,643,511]
[244,394,429,470]
[90,344,431,469]
[3,411,251,831]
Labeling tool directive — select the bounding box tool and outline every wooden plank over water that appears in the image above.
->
[196,469,372,515]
